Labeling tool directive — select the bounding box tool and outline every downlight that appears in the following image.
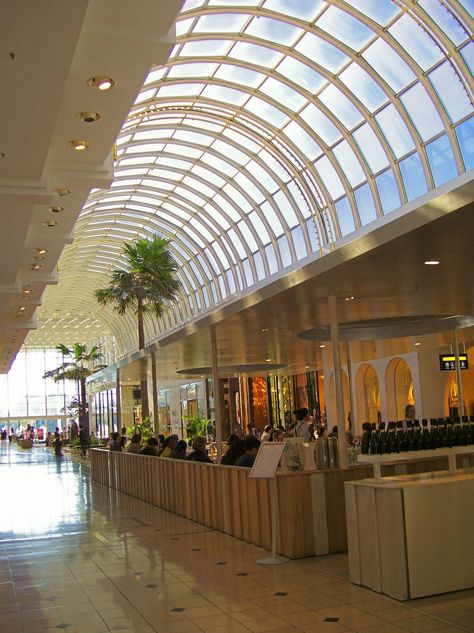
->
[77,111,101,123]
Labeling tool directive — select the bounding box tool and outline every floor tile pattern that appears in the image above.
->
[1,443,473,633]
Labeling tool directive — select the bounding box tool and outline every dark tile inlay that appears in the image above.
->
[274,592,288,596]
[324,617,340,622]
[171,607,185,613]
[236,572,248,576]
[146,584,158,589]
[217,561,227,565]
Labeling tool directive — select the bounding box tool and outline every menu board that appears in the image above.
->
[249,442,284,479]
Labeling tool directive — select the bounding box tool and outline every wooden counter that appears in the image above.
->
[90,448,474,559]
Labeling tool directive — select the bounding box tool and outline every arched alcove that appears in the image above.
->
[385,357,414,422]
[356,363,380,426]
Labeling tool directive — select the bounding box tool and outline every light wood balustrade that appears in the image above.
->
[90,448,474,559]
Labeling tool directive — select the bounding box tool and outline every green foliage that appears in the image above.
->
[127,415,154,441]
[185,415,212,444]
[43,343,106,383]
[95,237,181,319]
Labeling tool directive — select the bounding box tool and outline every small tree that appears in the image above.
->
[95,237,181,421]
[43,343,106,433]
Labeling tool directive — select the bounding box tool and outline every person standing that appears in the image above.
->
[79,425,89,457]
[293,408,313,441]
[54,427,63,457]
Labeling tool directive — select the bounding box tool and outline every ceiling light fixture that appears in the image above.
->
[414,342,421,346]
[22,287,32,294]
[68,139,89,151]
[87,76,115,91]
[77,111,101,123]
[49,206,64,214]
[35,248,47,254]
[424,260,440,266]
[42,220,58,227]
[18,306,26,312]
[344,296,355,301]
[261,328,269,332]
[33,255,45,261]
[30,264,41,270]
[53,188,71,197]
[319,344,326,348]
[266,358,271,362]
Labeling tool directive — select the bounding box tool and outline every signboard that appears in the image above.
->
[249,442,284,479]
[439,354,469,371]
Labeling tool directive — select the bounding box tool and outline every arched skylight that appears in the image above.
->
[34,0,474,355]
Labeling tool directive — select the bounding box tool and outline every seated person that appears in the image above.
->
[235,434,261,468]
[140,437,160,456]
[159,434,178,458]
[170,439,187,460]
[108,431,123,451]
[186,436,213,463]
[126,433,142,454]
[221,437,246,465]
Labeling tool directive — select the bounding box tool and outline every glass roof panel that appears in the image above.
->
[316,5,375,51]
[418,0,469,45]
[194,13,250,33]
[339,63,388,112]
[261,0,325,22]
[332,141,366,187]
[276,56,326,93]
[260,200,284,236]
[389,14,443,71]
[400,83,444,142]
[335,197,355,236]
[426,134,458,186]
[212,139,250,165]
[244,160,278,193]
[375,104,415,158]
[234,172,266,204]
[399,153,428,202]
[354,183,377,225]
[167,62,218,78]
[282,121,323,161]
[318,84,364,130]
[191,164,226,188]
[180,40,232,57]
[222,128,261,153]
[214,64,265,88]
[300,103,341,145]
[175,17,194,37]
[295,33,349,73]
[456,117,474,170]
[259,77,307,111]
[243,96,290,127]
[342,0,400,26]
[429,62,473,123]
[457,0,474,16]
[201,84,249,105]
[352,123,389,173]
[314,155,345,199]
[363,39,416,92]
[376,169,400,213]
[229,41,284,67]
[200,152,238,177]
[244,15,303,46]
[461,42,474,75]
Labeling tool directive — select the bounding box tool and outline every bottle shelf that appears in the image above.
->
[357,445,474,482]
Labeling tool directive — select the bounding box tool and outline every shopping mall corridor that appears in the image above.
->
[1,442,473,633]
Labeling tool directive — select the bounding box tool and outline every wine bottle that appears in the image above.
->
[461,417,470,446]
[429,419,438,450]
[421,419,429,451]
[413,419,421,451]
[445,419,454,448]
[470,416,474,445]
[360,422,371,454]
[369,423,379,455]
[436,419,445,449]
[378,422,386,454]
[395,421,405,453]
[405,420,415,452]
[452,417,461,446]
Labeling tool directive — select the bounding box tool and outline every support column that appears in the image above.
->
[116,369,122,431]
[151,353,159,438]
[328,295,347,468]
[453,330,465,417]
[345,341,356,437]
[211,325,224,462]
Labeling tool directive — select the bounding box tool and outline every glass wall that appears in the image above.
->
[0,348,77,430]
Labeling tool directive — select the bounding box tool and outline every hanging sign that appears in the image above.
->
[439,354,468,371]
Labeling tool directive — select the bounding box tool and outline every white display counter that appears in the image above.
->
[345,469,474,600]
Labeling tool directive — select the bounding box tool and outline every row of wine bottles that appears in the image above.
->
[360,416,474,455]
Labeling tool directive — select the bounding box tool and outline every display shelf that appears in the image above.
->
[357,445,474,481]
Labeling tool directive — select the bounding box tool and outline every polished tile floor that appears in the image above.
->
[1,442,473,633]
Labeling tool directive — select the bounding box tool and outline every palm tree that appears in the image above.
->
[95,236,181,420]
[43,343,106,433]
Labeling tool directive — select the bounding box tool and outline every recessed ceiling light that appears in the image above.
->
[42,220,58,227]
[87,76,115,91]
[30,264,42,270]
[68,139,89,151]
[18,306,26,312]
[266,358,271,362]
[49,206,64,214]
[35,248,47,254]
[261,328,269,332]
[424,260,440,266]
[344,296,355,301]
[414,342,421,346]
[305,365,309,369]
[319,344,326,348]
[53,188,71,197]
[22,287,32,294]
[33,255,45,261]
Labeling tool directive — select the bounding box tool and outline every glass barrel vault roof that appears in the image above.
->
[34,0,474,355]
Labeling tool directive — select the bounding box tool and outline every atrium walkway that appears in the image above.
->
[1,442,473,633]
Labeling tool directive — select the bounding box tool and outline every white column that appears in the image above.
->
[328,295,347,468]
[345,341,356,436]
[116,369,121,430]
[210,325,224,462]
